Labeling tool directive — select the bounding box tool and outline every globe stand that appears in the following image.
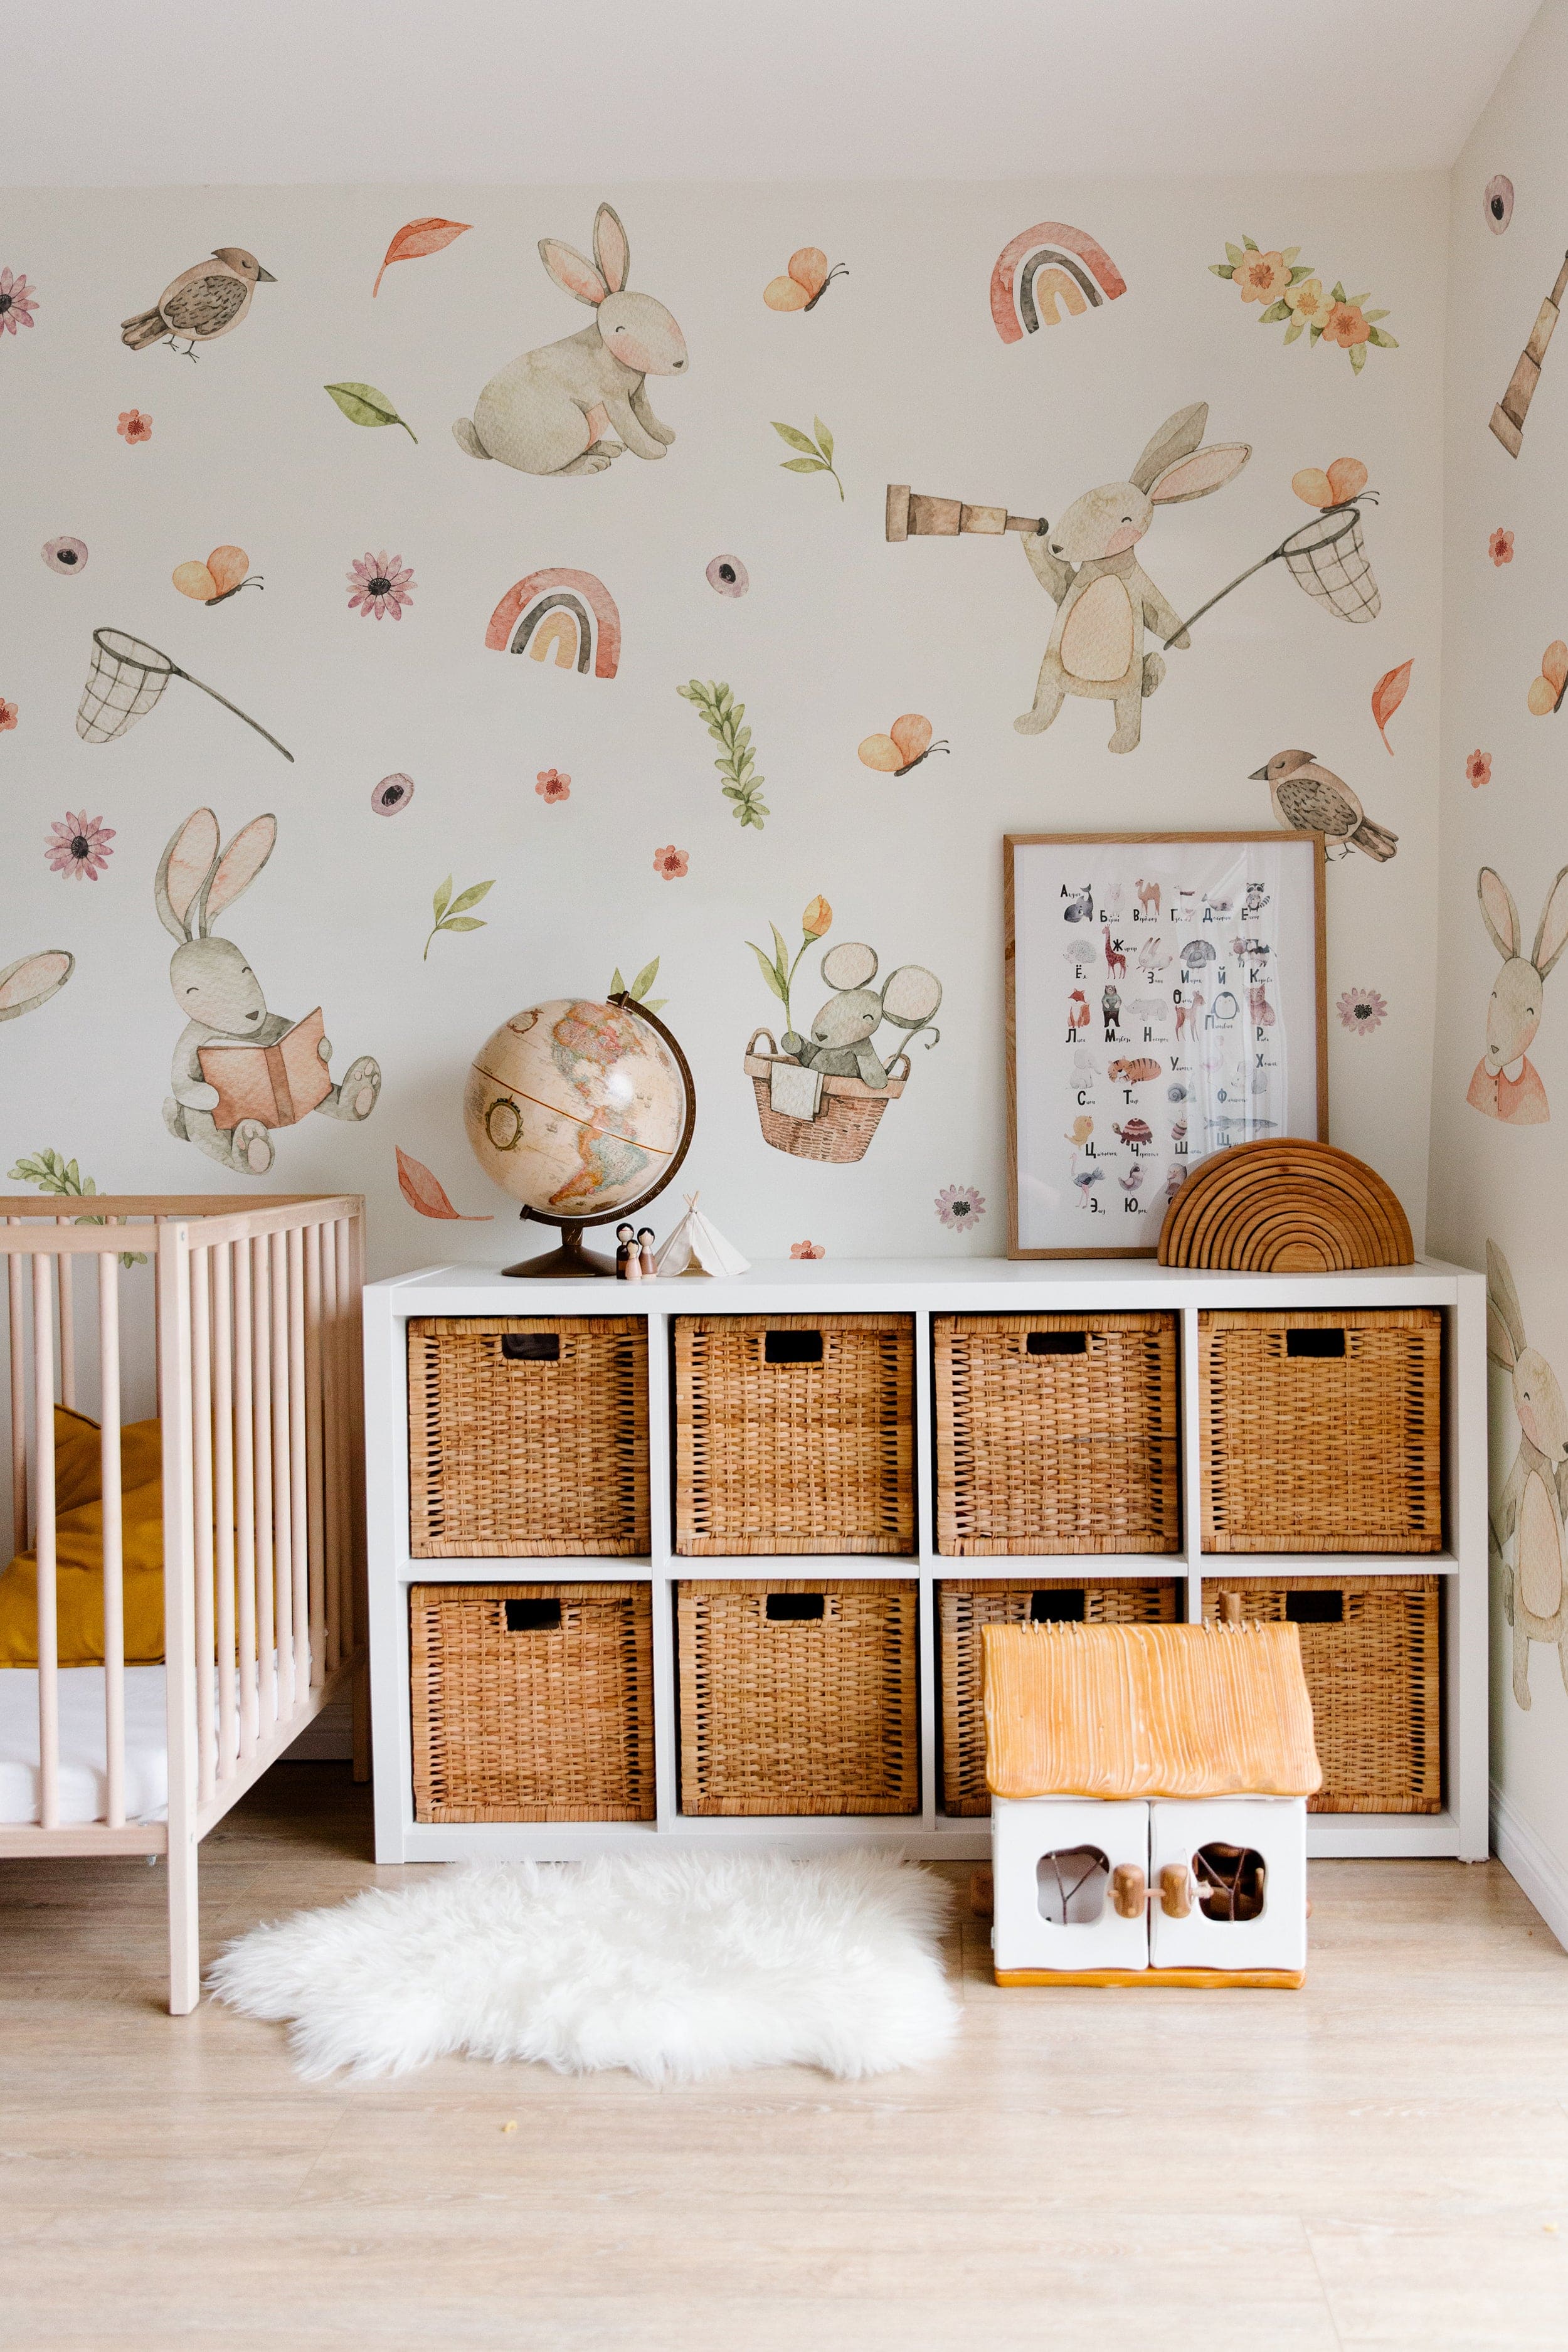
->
[502,1216,617,1279]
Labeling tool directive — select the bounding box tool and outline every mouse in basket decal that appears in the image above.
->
[743,897,941,1163]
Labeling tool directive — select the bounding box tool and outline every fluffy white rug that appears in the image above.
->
[209,1849,958,2082]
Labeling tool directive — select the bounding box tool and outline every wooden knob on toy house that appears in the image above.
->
[1111,1863,1147,1920]
[970,1866,995,1920]
[1159,1864,1194,1919]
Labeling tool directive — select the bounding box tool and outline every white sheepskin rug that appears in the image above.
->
[209,1849,958,2083]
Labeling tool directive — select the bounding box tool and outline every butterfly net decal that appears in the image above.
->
[75,629,177,743]
[1278,506,1382,623]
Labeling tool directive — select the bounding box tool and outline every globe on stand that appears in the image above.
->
[464,994,696,1275]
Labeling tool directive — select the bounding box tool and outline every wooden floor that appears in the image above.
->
[2,1771,1565,2351]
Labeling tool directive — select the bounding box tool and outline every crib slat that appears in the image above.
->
[332,1218,353,1665]
[288,1229,310,1696]
[319,1221,341,1677]
[346,1213,369,1783]
[190,1248,216,1804]
[304,1222,326,1687]
[271,1234,295,1717]
[9,1229,26,1555]
[212,1246,237,1786]
[98,1251,125,1828]
[55,1221,76,1414]
[33,1253,59,1830]
[233,1239,258,1760]
[252,1234,276,1734]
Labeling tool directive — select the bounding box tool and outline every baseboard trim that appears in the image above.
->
[1490,1777,1568,1953]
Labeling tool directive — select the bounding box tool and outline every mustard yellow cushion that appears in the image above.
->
[0,1405,164,1666]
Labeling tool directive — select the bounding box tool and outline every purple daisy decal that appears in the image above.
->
[0,268,38,337]
[347,550,415,620]
[935,1184,986,1231]
[46,812,115,882]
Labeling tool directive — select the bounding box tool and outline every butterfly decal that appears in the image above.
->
[1528,641,1568,716]
[763,248,847,312]
[857,715,949,775]
[172,546,260,605]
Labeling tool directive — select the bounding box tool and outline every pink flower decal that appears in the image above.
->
[347,549,415,620]
[0,267,37,336]
[116,408,152,445]
[46,811,115,882]
[1466,750,1493,788]
[1337,987,1387,1037]
[0,697,16,734]
[790,1239,825,1259]
[536,768,571,803]
[652,844,689,880]
[935,1184,987,1231]
[1489,527,1515,566]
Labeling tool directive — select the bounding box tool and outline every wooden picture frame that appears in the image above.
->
[1005,831,1328,1259]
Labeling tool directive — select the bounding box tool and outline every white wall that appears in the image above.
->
[1429,0,1568,1935]
[0,176,1446,1274]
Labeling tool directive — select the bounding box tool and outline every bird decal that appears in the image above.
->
[1250,748,1398,863]
[121,248,276,359]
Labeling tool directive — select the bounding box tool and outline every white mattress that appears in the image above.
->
[0,1664,172,1825]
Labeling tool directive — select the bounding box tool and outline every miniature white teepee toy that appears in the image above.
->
[654,1192,750,1278]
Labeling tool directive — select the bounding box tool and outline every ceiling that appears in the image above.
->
[0,0,1539,183]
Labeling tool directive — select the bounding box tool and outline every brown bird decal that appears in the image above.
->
[1249,748,1398,863]
[121,248,276,359]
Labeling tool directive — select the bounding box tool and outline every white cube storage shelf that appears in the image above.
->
[364,1258,1488,1865]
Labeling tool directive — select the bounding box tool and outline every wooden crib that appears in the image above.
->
[0,1194,365,2013]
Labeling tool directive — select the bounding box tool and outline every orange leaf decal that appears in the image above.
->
[395,1146,491,1220]
[1371,659,1413,755]
[373,218,472,297]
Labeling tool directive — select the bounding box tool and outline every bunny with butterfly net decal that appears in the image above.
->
[156,810,379,1176]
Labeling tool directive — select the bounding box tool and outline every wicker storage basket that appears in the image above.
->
[1202,1574,1442,1813]
[934,1312,1181,1555]
[676,1577,919,1814]
[743,1029,909,1165]
[1200,1308,1443,1554]
[938,1575,1182,1815]
[674,1313,914,1555]
[408,1316,649,1558]
[410,1582,655,1822]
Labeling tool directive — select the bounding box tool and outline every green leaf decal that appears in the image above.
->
[771,420,819,453]
[433,875,453,922]
[632,957,661,1000]
[781,457,828,474]
[445,879,495,917]
[324,381,418,443]
[440,916,486,932]
[813,416,834,465]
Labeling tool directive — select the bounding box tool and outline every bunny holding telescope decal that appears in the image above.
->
[1466,864,1568,1125]
[1487,1241,1568,1708]
[156,808,381,1177]
[453,203,688,476]
[1015,404,1251,752]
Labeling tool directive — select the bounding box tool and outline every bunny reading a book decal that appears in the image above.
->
[1487,1241,1568,1710]
[453,203,687,477]
[156,809,380,1177]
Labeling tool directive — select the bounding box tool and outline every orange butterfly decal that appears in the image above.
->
[172,546,260,605]
[764,248,847,313]
[1528,641,1568,716]
[857,715,949,775]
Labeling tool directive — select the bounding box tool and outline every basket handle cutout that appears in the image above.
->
[765,1330,824,1365]
[1030,1587,1086,1623]
[502,1332,561,1363]
[766,1592,825,1622]
[504,1597,563,1632]
[1285,1589,1343,1624]
[1285,1328,1345,1359]
[1027,1330,1087,1356]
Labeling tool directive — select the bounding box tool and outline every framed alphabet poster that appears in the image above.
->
[1005,832,1327,1258]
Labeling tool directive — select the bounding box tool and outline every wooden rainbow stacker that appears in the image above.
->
[984,1618,1322,1988]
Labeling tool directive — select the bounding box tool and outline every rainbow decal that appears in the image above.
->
[485,568,622,678]
[990,221,1127,345]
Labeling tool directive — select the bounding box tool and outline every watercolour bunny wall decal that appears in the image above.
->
[156,808,381,1177]
[1487,1242,1568,1709]
[1466,864,1568,1125]
[1015,403,1251,752]
[453,203,688,475]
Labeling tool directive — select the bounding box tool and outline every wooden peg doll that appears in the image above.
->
[638,1227,657,1279]
[615,1222,637,1279]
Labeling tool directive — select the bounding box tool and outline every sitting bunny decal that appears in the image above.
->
[156,808,381,1177]
[1016,403,1251,753]
[1466,864,1568,1124]
[1488,1241,1568,1708]
[782,944,942,1088]
[453,203,687,477]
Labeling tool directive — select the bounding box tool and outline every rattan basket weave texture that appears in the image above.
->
[674,1313,914,1555]
[1200,1309,1443,1554]
[1202,1574,1442,1813]
[934,1312,1181,1555]
[408,1316,649,1557]
[410,1582,655,1821]
[938,1576,1182,1815]
[676,1578,919,1814]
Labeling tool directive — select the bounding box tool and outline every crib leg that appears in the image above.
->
[167,1825,201,2015]
[351,1655,371,1784]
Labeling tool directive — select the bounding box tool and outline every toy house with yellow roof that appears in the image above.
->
[983,1620,1323,1988]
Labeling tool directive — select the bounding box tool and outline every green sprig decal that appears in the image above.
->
[771,415,842,499]
[9,1149,146,1268]
[609,956,669,1014]
[677,679,770,830]
[425,873,494,960]
[324,381,418,442]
